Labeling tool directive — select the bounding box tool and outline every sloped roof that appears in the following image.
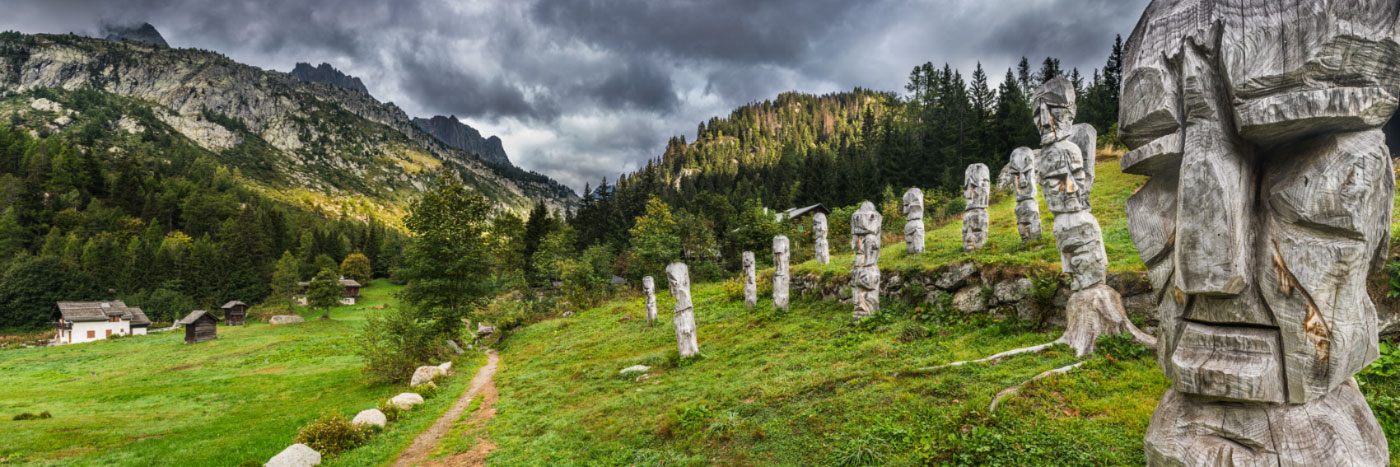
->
[781,204,830,221]
[177,310,217,325]
[221,300,247,309]
[125,307,151,327]
[55,301,132,322]
[297,278,362,288]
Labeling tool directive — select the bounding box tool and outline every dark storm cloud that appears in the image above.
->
[0,0,1151,193]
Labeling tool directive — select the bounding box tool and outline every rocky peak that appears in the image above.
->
[100,22,169,48]
[290,62,370,96]
[413,115,513,168]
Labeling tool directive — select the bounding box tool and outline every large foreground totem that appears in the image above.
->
[962,164,989,251]
[773,236,790,311]
[666,263,699,358]
[1007,147,1042,243]
[851,202,882,321]
[813,213,830,264]
[1036,77,1155,356]
[1120,2,1395,464]
[903,188,925,254]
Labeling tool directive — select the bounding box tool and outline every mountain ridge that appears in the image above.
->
[290,62,371,96]
[0,32,577,215]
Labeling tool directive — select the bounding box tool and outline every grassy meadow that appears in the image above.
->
[0,280,483,466]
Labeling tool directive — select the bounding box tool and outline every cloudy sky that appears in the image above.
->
[2,0,1149,194]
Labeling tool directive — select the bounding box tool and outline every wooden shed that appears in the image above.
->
[221,300,248,326]
[177,310,218,344]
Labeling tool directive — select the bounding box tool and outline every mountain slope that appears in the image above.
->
[414,115,512,168]
[99,23,168,48]
[0,32,577,215]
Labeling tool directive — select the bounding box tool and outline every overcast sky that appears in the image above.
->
[2,0,1149,193]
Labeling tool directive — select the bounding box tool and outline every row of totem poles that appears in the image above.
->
[637,2,1396,463]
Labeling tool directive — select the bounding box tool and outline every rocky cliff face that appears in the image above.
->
[100,23,168,48]
[0,33,577,214]
[290,62,370,96]
[414,115,512,168]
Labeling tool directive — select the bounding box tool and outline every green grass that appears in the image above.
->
[794,155,1148,278]
[0,279,480,466]
[489,282,1175,466]
[489,277,1400,465]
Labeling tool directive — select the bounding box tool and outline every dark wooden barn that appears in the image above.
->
[221,300,248,326]
[178,310,218,344]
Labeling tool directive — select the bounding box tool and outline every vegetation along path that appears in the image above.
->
[394,350,500,467]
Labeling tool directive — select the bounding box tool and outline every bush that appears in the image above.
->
[12,411,50,420]
[897,323,929,343]
[416,381,441,400]
[358,307,443,384]
[376,401,404,422]
[294,413,369,456]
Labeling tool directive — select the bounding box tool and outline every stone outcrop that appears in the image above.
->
[850,202,882,321]
[741,252,757,309]
[1120,2,1396,464]
[413,115,514,168]
[772,236,790,311]
[1007,147,1042,243]
[267,443,321,467]
[666,263,699,358]
[642,276,658,322]
[268,315,305,325]
[100,23,169,48]
[962,164,989,251]
[290,62,370,95]
[813,213,830,264]
[903,188,925,254]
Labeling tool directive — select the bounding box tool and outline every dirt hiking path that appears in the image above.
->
[394,350,500,467]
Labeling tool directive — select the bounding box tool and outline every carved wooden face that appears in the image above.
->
[1008,147,1037,200]
[1120,3,1397,404]
[963,164,990,208]
[741,252,754,269]
[851,202,881,236]
[666,263,691,309]
[1032,77,1077,146]
[902,188,923,218]
[1036,142,1089,214]
[812,213,828,237]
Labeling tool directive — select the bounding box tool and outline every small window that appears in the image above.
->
[87,330,95,339]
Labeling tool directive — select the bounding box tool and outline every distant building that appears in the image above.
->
[178,310,219,344]
[776,204,830,223]
[221,301,248,326]
[295,278,363,305]
[52,301,151,345]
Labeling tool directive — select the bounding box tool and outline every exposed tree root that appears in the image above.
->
[915,342,1060,372]
[988,361,1085,414]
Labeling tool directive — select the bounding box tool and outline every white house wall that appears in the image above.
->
[59,320,133,345]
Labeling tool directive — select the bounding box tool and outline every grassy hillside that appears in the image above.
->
[488,283,1399,466]
[795,151,1147,278]
[0,280,484,466]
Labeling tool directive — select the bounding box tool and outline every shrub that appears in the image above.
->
[375,401,404,422]
[898,323,929,343]
[12,411,49,420]
[294,413,369,456]
[358,306,443,384]
[416,381,441,400]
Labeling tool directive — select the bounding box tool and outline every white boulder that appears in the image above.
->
[410,365,445,387]
[437,361,452,373]
[266,443,321,467]
[619,365,650,375]
[387,393,424,410]
[351,409,387,428]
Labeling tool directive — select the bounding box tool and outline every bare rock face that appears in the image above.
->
[773,237,791,310]
[269,315,305,325]
[642,276,658,322]
[962,164,990,251]
[813,213,830,264]
[1121,2,1397,464]
[666,263,699,358]
[850,202,883,321]
[1007,147,1043,243]
[903,188,926,254]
